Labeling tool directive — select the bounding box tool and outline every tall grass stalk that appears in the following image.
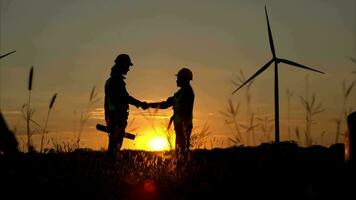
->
[164,126,175,151]
[232,70,255,114]
[231,69,256,146]
[286,88,294,141]
[50,137,75,153]
[240,113,258,146]
[220,99,243,145]
[295,126,301,143]
[190,123,211,149]
[299,76,325,146]
[334,80,354,143]
[256,116,274,142]
[40,93,57,153]
[76,86,100,148]
[24,66,34,151]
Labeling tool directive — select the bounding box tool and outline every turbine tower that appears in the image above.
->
[232,6,324,144]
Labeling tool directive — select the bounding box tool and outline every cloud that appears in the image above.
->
[1,110,22,115]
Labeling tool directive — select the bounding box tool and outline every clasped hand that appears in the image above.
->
[140,101,149,110]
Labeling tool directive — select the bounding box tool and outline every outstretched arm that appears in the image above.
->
[149,96,174,109]
[128,96,148,110]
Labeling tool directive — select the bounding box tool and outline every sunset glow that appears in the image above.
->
[1,0,354,150]
[149,137,169,151]
[134,130,172,151]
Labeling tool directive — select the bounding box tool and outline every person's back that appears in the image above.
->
[104,73,129,122]
[172,84,194,126]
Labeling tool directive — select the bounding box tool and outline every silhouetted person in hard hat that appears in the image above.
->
[148,68,194,162]
[104,54,148,157]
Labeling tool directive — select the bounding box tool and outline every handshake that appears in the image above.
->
[138,101,157,110]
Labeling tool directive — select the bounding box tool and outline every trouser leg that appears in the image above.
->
[176,125,192,152]
[108,127,119,157]
[108,123,126,157]
[175,131,188,163]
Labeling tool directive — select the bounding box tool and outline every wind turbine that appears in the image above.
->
[232,6,324,144]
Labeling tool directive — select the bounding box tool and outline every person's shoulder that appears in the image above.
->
[109,75,125,82]
[183,85,194,93]
[185,86,194,98]
[105,77,112,85]
[174,88,182,95]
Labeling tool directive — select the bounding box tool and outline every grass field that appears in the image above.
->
[0,142,354,200]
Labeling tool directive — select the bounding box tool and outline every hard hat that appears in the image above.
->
[115,54,133,66]
[176,68,193,81]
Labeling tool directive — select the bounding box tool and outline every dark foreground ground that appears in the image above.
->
[0,142,355,200]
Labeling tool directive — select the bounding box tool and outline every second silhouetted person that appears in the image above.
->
[148,68,194,161]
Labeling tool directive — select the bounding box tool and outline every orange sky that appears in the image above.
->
[1,0,355,151]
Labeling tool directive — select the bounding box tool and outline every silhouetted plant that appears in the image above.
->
[334,80,354,143]
[240,113,259,146]
[232,70,255,113]
[165,127,175,150]
[75,86,100,148]
[350,56,356,103]
[206,136,226,149]
[230,69,259,146]
[294,126,301,144]
[190,123,211,149]
[209,137,217,149]
[50,137,75,153]
[40,93,57,153]
[299,76,325,146]
[220,99,243,145]
[286,88,294,140]
[319,130,326,145]
[256,116,274,142]
[21,66,35,152]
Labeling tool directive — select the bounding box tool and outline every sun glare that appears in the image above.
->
[134,130,171,151]
[149,137,169,151]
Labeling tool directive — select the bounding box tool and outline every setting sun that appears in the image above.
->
[149,137,169,151]
[134,129,173,151]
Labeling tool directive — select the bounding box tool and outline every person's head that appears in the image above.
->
[176,68,192,87]
[112,54,133,75]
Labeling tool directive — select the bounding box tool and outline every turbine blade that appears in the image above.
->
[265,6,276,58]
[278,58,324,74]
[350,57,356,63]
[232,59,273,94]
[0,51,16,60]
